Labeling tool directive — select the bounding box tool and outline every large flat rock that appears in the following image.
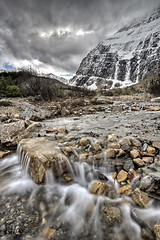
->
[19,138,68,184]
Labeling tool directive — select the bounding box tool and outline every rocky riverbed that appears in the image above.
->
[0,95,160,240]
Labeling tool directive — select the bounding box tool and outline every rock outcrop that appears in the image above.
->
[70,7,160,90]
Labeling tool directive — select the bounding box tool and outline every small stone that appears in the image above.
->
[41,227,56,240]
[109,143,120,149]
[152,141,160,149]
[127,169,139,182]
[142,157,154,165]
[46,127,54,133]
[112,172,117,179]
[105,149,116,158]
[148,106,160,111]
[107,134,118,142]
[130,138,142,147]
[63,173,72,182]
[89,180,109,196]
[140,152,154,157]
[154,220,160,240]
[116,149,126,158]
[57,128,66,133]
[91,143,102,152]
[130,149,140,159]
[117,170,128,183]
[80,138,89,146]
[80,153,88,159]
[133,158,145,167]
[147,146,156,154]
[0,151,10,159]
[119,185,132,195]
[131,188,150,208]
[119,137,131,151]
[123,159,134,172]
[104,207,121,225]
[94,153,103,161]
[65,147,73,153]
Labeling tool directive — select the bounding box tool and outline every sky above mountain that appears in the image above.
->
[0,0,159,77]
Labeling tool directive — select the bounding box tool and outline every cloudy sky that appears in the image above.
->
[0,0,159,77]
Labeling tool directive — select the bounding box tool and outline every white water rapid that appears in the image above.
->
[0,145,160,240]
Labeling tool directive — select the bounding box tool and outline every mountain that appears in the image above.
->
[70,7,160,90]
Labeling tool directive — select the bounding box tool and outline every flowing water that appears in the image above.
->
[0,145,160,240]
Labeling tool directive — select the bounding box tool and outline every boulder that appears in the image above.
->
[104,207,121,225]
[0,120,26,148]
[89,180,109,196]
[131,188,150,208]
[20,102,51,121]
[19,138,69,184]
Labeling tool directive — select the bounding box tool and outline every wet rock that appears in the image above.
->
[140,176,153,190]
[130,149,140,159]
[105,149,116,158]
[130,138,142,147]
[148,106,160,111]
[107,134,118,142]
[91,143,102,152]
[109,143,120,149]
[133,158,145,167]
[127,169,139,182]
[119,185,132,195]
[117,170,128,183]
[119,137,131,151]
[116,149,126,158]
[80,153,88,160]
[19,138,68,184]
[123,159,134,172]
[142,157,154,165]
[0,150,10,159]
[79,138,89,146]
[94,152,104,160]
[89,180,109,196]
[104,206,121,225]
[131,188,150,208]
[0,120,26,147]
[147,146,156,154]
[20,102,51,121]
[154,220,160,240]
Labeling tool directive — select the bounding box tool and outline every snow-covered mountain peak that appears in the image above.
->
[70,7,160,90]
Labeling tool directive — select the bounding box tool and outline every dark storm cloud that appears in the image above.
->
[0,0,159,74]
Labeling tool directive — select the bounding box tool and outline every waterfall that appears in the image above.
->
[125,60,131,83]
[114,60,119,81]
[136,57,141,84]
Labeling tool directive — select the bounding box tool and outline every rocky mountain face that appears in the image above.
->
[70,7,160,90]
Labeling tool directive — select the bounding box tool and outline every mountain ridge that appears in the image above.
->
[70,7,160,90]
